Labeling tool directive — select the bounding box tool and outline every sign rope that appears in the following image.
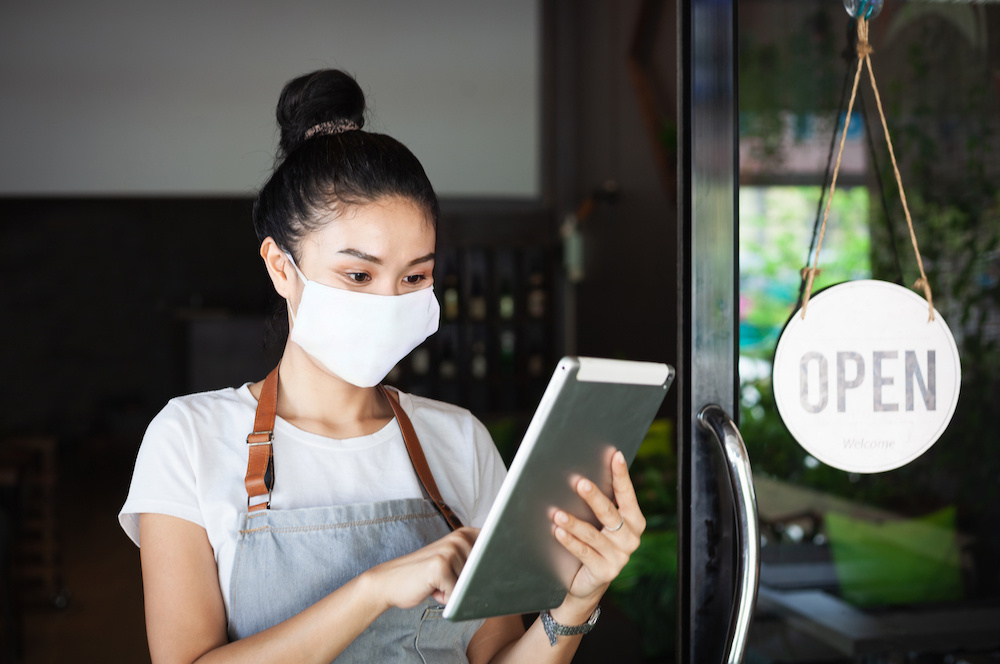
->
[801,18,935,321]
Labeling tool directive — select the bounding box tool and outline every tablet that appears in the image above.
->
[443,356,674,621]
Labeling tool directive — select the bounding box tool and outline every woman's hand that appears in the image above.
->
[551,450,646,618]
[363,527,480,611]
[141,514,481,664]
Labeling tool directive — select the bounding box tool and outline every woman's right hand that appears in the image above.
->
[141,515,481,664]
[363,527,480,610]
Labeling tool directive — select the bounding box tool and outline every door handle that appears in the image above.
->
[697,404,760,664]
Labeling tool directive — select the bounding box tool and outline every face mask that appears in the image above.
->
[285,255,440,387]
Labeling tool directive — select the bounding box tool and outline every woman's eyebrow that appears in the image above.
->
[408,253,435,267]
[337,249,435,267]
[339,248,382,264]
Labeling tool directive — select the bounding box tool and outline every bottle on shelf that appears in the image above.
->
[467,325,491,414]
[410,346,431,377]
[499,326,516,374]
[439,342,458,381]
[495,249,517,322]
[525,248,548,319]
[441,253,461,322]
[469,273,487,322]
[470,332,488,380]
[525,323,546,378]
[498,278,515,320]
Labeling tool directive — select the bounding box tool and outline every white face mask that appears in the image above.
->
[285,254,440,387]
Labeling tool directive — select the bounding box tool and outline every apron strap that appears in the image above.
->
[377,385,464,531]
[245,365,279,512]
[244,367,464,530]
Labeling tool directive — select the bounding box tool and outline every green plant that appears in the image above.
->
[606,421,678,660]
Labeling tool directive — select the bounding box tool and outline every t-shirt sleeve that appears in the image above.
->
[468,416,507,529]
[118,400,206,547]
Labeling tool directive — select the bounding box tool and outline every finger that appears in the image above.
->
[426,541,472,603]
[429,558,460,604]
[610,451,646,534]
[448,527,479,552]
[575,477,623,532]
[442,532,476,580]
[553,509,627,564]
[553,523,621,585]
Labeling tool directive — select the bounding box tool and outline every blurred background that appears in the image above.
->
[1,1,999,662]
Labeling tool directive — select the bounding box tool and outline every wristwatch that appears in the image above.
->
[540,606,601,646]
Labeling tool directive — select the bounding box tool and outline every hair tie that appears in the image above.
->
[304,119,360,140]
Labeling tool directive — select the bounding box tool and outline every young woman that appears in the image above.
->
[119,69,646,664]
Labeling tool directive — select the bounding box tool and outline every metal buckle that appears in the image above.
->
[246,430,274,445]
[247,494,271,510]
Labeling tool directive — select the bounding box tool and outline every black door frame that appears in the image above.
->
[677,1,741,662]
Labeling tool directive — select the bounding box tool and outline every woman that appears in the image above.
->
[119,69,645,664]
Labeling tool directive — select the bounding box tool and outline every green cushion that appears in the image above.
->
[825,506,963,607]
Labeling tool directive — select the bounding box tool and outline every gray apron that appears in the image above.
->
[229,367,482,662]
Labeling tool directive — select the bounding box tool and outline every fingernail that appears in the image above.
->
[580,479,593,492]
[555,511,569,524]
[554,526,567,539]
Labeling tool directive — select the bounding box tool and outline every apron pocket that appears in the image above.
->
[414,604,476,664]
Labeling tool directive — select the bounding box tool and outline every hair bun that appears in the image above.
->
[275,69,366,157]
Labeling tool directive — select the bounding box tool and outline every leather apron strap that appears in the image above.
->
[375,384,464,531]
[244,367,464,530]
[245,366,279,512]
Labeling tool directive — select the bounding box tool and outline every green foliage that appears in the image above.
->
[608,530,678,659]
[606,420,678,660]
[740,5,845,165]
[739,185,872,358]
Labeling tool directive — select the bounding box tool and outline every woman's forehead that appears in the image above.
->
[301,198,436,260]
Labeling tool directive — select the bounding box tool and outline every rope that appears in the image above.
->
[800,18,936,321]
[858,91,907,287]
[798,37,857,311]
[799,25,866,317]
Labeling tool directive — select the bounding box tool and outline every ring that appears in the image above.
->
[607,515,625,532]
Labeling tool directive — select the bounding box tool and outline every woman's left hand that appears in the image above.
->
[551,449,646,611]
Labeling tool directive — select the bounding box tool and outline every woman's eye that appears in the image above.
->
[347,272,371,283]
[404,274,427,285]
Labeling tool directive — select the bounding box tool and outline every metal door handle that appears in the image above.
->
[697,404,760,664]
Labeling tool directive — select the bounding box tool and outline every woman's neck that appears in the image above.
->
[250,342,394,440]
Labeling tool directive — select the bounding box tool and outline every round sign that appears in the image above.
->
[772,280,961,473]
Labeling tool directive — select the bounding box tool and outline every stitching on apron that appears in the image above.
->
[229,513,251,636]
[238,511,442,535]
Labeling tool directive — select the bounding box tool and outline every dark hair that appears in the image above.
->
[252,69,440,260]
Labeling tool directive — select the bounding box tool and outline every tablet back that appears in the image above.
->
[443,356,674,621]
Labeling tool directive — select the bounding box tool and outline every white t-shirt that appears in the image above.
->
[119,384,506,617]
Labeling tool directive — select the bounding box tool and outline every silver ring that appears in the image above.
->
[607,515,625,532]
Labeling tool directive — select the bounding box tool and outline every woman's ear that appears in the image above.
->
[260,237,297,301]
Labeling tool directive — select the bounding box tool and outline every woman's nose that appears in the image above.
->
[374,281,404,297]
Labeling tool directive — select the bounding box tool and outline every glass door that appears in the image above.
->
[737,2,1000,662]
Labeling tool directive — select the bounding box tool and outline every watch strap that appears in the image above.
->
[540,606,601,646]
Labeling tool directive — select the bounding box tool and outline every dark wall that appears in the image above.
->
[550,0,679,385]
[0,198,274,443]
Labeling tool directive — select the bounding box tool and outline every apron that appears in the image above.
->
[228,367,483,662]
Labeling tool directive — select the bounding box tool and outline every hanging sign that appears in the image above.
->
[772,280,961,473]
